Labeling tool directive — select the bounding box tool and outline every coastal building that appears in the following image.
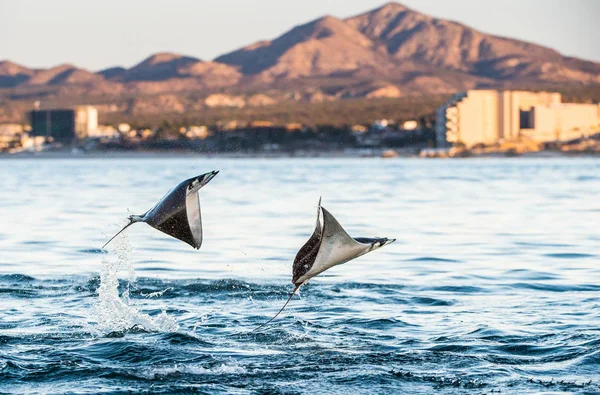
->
[184,126,209,139]
[351,124,368,133]
[117,123,131,134]
[285,123,303,132]
[436,90,600,148]
[28,106,98,142]
[0,124,24,151]
[249,121,274,128]
[91,125,120,139]
[74,106,98,138]
[402,120,418,131]
[521,103,600,142]
[371,119,391,130]
[20,134,47,152]
[29,109,76,142]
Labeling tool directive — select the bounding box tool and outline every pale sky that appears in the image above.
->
[1,0,599,71]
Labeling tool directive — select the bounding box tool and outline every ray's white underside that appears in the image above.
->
[295,205,375,284]
[186,190,203,249]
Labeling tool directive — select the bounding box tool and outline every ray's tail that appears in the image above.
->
[102,218,137,249]
[252,284,302,332]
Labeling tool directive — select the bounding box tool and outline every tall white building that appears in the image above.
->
[74,106,98,139]
[436,90,600,148]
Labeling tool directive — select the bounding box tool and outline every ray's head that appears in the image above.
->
[376,237,396,249]
[188,170,219,193]
[355,237,396,252]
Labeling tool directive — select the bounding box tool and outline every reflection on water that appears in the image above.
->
[0,157,599,393]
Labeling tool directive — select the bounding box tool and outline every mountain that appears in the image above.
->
[97,66,127,80]
[119,53,202,82]
[215,15,393,79]
[105,53,244,94]
[217,2,600,85]
[344,2,600,83]
[28,64,105,86]
[346,3,556,68]
[0,2,599,122]
[0,61,34,88]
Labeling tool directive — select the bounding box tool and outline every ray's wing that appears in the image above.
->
[292,199,324,284]
[145,182,197,249]
[150,208,197,249]
[321,207,358,246]
[309,207,369,273]
[185,190,203,249]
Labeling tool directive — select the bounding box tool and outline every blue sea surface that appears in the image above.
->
[0,157,599,394]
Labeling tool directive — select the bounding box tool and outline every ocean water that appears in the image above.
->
[0,157,599,394]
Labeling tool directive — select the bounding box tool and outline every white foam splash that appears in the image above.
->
[136,363,247,379]
[142,287,172,299]
[94,234,179,333]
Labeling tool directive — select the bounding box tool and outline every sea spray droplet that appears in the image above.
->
[143,287,173,299]
[94,236,179,333]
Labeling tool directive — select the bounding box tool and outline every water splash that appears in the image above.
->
[135,362,247,380]
[94,234,179,333]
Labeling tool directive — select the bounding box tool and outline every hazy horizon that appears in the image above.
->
[1,0,599,71]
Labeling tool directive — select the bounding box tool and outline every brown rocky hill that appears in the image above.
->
[344,2,600,83]
[103,53,242,92]
[113,53,240,84]
[0,61,35,88]
[217,2,600,86]
[215,15,393,80]
[27,64,104,86]
[0,2,599,122]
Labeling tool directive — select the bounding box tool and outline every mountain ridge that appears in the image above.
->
[1,2,598,119]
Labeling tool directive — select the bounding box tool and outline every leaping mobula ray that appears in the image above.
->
[254,198,395,331]
[102,171,219,250]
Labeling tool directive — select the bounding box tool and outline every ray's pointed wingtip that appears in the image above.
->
[199,170,219,186]
[208,169,219,180]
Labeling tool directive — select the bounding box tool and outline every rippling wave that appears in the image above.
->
[1,158,599,393]
[1,269,599,393]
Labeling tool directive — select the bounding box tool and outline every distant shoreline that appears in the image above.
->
[0,150,391,160]
[1,149,599,160]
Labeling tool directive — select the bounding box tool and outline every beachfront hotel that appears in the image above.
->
[436,90,600,148]
[28,106,98,142]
